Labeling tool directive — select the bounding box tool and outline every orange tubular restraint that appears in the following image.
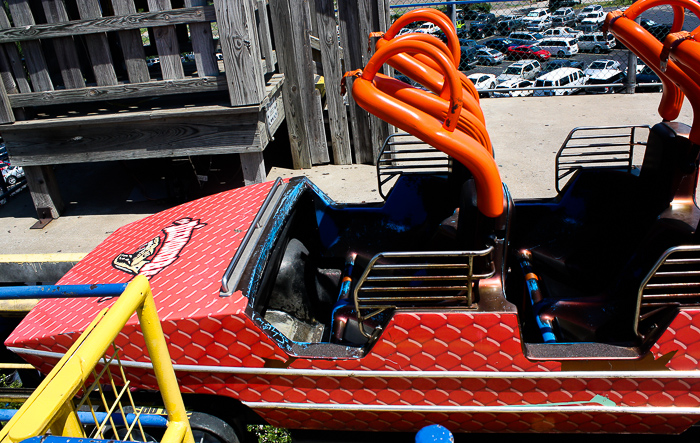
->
[373,9,485,124]
[350,39,504,218]
[604,0,700,143]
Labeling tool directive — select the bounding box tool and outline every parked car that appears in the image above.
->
[577,32,616,53]
[538,37,579,57]
[549,0,581,9]
[493,77,535,96]
[0,142,7,161]
[476,47,505,65]
[541,58,585,74]
[496,15,524,35]
[467,73,498,97]
[534,67,586,95]
[640,18,672,41]
[551,7,576,26]
[508,32,543,44]
[485,37,517,53]
[497,59,542,82]
[580,10,606,28]
[459,8,481,21]
[416,22,441,34]
[576,4,603,22]
[0,162,24,186]
[543,26,582,39]
[584,59,624,93]
[507,45,551,61]
[527,16,551,32]
[457,38,479,70]
[631,63,662,91]
[469,13,498,39]
[522,8,550,27]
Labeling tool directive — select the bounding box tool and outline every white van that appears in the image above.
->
[538,37,579,57]
[534,67,586,95]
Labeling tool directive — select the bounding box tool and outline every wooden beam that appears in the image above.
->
[0,8,30,94]
[0,6,217,43]
[215,0,265,106]
[24,165,64,219]
[256,0,276,74]
[76,0,119,86]
[41,0,86,89]
[147,0,184,80]
[6,0,54,92]
[110,0,150,84]
[269,0,328,168]
[240,151,265,185]
[0,54,14,123]
[184,0,218,77]
[8,76,228,108]
[314,0,351,165]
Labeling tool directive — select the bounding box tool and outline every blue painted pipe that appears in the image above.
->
[0,283,129,300]
[0,408,168,427]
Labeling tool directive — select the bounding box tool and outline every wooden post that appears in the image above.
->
[24,165,65,220]
[6,0,54,92]
[256,0,276,74]
[110,0,151,84]
[184,0,218,77]
[0,8,30,94]
[314,0,352,165]
[0,55,15,123]
[147,0,185,80]
[269,0,328,168]
[41,0,86,89]
[75,0,119,86]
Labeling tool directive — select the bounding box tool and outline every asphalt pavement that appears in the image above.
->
[0,92,694,260]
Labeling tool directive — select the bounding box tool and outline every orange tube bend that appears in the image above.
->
[375,37,485,124]
[622,0,700,23]
[606,12,685,121]
[363,39,464,132]
[373,74,493,152]
[352,78,503,218]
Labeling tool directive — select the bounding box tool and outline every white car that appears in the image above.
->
[538,37,579,57]
[467,73,498,97]
[577,32,616,53]
[1,164,24,186]
[584,59,624,92]
[522,8,550,25]
[580,10,606,27]
[534,67,586,95]
[577,4,603,22]
[416,23,441,34]
[493,77,534,97]
[496,59,542,82]
[543,27,582,39]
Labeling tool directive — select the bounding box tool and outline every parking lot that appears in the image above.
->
[393,1,700,95]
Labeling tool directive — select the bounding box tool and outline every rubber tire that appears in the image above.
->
[593,46,602,54]
[190,412,241,443]
[6,176,16,186]
[557,50,565,57]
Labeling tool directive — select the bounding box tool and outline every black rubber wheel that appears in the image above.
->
[593,46,602,54]
[557,50,565,57]
[6,176,16,186]
[190,412,241,443]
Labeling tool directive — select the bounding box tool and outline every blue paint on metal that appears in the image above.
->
[0,283,129,300]
[416,425,454,443]
[0,409,168,426]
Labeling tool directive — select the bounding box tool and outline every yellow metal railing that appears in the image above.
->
[0,275,194,443]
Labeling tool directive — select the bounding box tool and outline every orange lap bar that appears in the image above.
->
[375,36,485,124]
[351,39,503,217]
[373,74,493,152]
[606,11,700,143]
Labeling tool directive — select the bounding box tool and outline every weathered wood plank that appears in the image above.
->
[240,151,265,185]
[6,0,53,92]
[0,58,14,123]
[2,112,266,165]
[24,165,64,219]
[0,8,31,94]
[76,0,118,86]
[0,6,216,43]
[215,0,265,106]
[110,0,150,84]
[146,0,184,80]
[256,0,275,73]
[269,0,328,167]
[314,0,351,165]
[184,0,218,77]
[41,0,85,89]
[369,0,391,155]
[8,76,228,107]
[338,0,372,164]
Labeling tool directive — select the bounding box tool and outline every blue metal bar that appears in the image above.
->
[0,408,168,427]
[0,283,129,300]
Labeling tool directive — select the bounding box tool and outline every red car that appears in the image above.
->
[507,44,551,61]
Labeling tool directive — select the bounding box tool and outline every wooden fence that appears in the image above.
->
[0,0,391,219]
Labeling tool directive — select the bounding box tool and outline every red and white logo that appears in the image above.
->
[112,217,206,279]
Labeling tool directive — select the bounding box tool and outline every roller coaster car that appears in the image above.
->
[7,2,700,438]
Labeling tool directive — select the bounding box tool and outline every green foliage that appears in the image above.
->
[247,425,292,443]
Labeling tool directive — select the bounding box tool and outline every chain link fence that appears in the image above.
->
[389,0,699,96]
